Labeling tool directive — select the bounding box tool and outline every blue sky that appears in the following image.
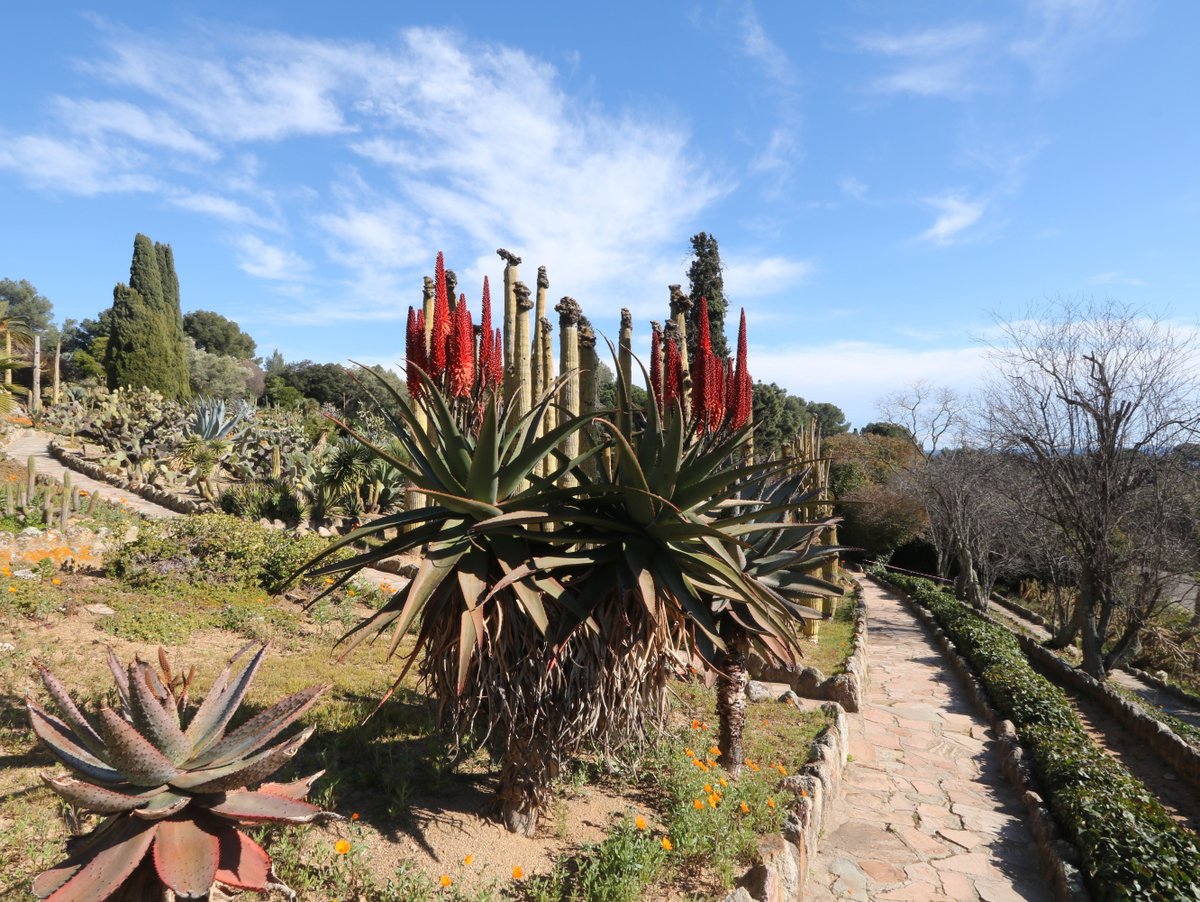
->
[2,1,1197,427]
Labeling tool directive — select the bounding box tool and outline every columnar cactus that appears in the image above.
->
[555,296,582,487]
[512,282,534,417]
[578,320,599,478]
[498,248,521,397]
[530,268,548,417]
[668,284,692,391]
[539,316,556,477]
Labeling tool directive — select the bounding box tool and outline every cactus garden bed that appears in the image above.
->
[1,559,830,901]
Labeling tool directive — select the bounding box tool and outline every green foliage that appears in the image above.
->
[877,569,1200,902]
[751,382,807,458]
[838,483,927,558]
[187,340,255,399]
[685,232,729,359]
[183,309,258,358]
[108,513,341,593]
[106,234,190,400]
[0,277,54,336]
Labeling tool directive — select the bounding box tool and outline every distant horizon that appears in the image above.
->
[3,1,1198,429]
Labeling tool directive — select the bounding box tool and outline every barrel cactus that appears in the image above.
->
[27,643,328,901]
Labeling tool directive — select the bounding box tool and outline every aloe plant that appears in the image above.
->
[27,643,327,901]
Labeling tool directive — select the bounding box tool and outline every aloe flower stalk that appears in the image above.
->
[431,253,451,378]
[691,297,712,432]
[479,276,493,389]
[406,306,425,400]
[649,324,663,412]
[489,328,504,389]
[663,336,681,409]
[723,357,736,430]
[732,308,753,430]
[449,292,475,398]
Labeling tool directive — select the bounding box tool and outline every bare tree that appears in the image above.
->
[983,297,1200,678]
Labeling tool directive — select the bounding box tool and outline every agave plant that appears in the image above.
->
[27,643,327,901]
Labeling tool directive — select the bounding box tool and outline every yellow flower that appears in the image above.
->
[440,875,453,887]
[661,837,673,851]
[693,798,705,810]
[463,854,474,866]
[334,839,351,855]
[739,801,750,814]
[718,777,728,788]
[8,586,16,593]
[635,815,647,831]
[707,793,720,808]
[767,797,776,809]
[52,578,62,586]
[512,866,525,880]
[684,747,695,758]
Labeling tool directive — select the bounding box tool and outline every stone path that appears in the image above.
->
[2,428,181,518]
[805,579,1053,902]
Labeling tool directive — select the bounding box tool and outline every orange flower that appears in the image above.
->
[739,801,750,814]
[463,854,474,866]
[718,777,728,788]
[707,793,720,808]
[691,718,702,730]
[635,815,647,831]
[51,579,62,586]
[703,783,713,794]
[693,798,705,810]
[767,797,776,809]
[775,764,787,775]
[661,837,673,851]
[439,875,453,887]
[801,789,809,798]
[334,839,351,855]
[350,812,360,821]
[709,746,721,757]
[512,866,525,880]
[684,747,695,758]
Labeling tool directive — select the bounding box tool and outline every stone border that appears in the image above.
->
[724,700,852,902]
[48,441,210,516]
[748,587,869,713]
[1005,630,1200,788]
[1123,663,1200,710]
[990,592,1049,628]
[880,577,1091,902]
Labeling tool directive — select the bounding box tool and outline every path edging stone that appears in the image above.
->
[1123,663,1200,710]
[48,441,209,516]
[879,576,1091,902]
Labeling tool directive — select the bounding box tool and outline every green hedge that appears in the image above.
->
[873,568,1200,902]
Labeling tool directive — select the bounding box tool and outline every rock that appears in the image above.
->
[20,527,42,537]
[259,518,272,528]
[317,526,332,538]
[741,834,802,902]
[272,519,286,530]
[0,642,15,654]
[825,673,860,713]
[747,680,782,702]
[719,889,754,902]
[83,604,116,616]
[12,569,38,580]
[122,526,139,544]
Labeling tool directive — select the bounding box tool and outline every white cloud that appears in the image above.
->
[737,3,803,189]
[839,176,868,201]
[724,256,816,298]
[856,24,991,98]
[0,134,157,196]
[1012,0,1139,87]
[751,340,989,427]
[52,97,218,159]
[170,190,274,227]
[739,4,799,89]
[235,234,310,282]
[917,193,987,245]
[1089,271,1147,287]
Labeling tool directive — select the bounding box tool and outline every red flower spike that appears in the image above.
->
[664,338,681,409]
[649,327,663,412]
[431,253,451,378]
[478,277,493,381]
[710,353,725,429]
[696,297,712,355]
[405,306,424,400]
[732,309,752,429]
[489,327,504,389]
[723,357,736,429]
[449,293,475,397]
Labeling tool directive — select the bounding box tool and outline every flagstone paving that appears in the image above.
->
[804,578,1053,901]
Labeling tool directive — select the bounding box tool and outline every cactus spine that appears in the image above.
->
[555,297,582,487]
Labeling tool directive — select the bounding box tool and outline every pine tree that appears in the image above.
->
[105,234,190,399]
[685,232,729,359]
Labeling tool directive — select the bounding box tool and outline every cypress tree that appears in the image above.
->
[685,232,729,360]
[105,234,190,399]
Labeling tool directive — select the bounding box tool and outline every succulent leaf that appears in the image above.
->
[95,707,181,787]
[34,664,108,761]
[204,788,323,823]
[28,703,124,784]
[130,790,191,820]
[105,647,132,718]
[152,814,220,899]
[183,642,267,757]
[38,817,157,902]
[258,768,325,801]
[126,663,189,763]
[171,727,312,793]
[190,683,327,769]
[213,829,271,891]
[41,774,168,814]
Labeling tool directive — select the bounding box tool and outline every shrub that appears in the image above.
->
[107,513,339,593]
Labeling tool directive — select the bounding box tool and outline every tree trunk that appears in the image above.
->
[497,758,541,837]
[715,629,749,777]
[1078,564,1106,679]
[1046,598,1081,649]
[1104,618,1143,672]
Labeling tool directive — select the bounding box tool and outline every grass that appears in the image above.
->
[799,595,856,677]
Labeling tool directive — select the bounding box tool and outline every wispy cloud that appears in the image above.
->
[724,255,816,298]
[839,176,868,201]
[736,2,803,189]
[1012,0,1140,87]
[0,133,158,195]
[856,23,991,98]
[235,234,310,282]
[1089,271,1147,287]
[917,193,988,245]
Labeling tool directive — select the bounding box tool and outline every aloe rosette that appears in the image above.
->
[27,643,328,901]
